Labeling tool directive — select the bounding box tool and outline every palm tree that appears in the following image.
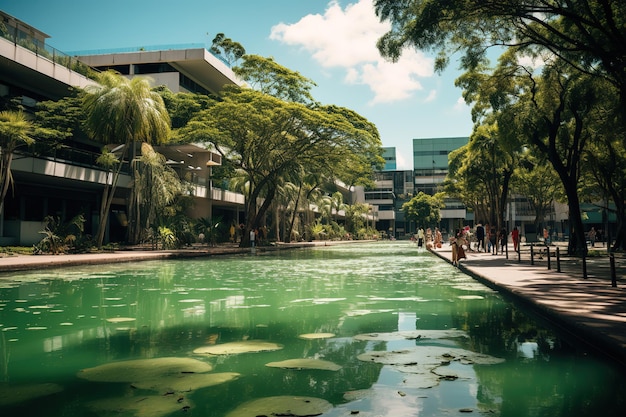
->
[130,143,182,243]
[0,111,34,237]
[83,71,171,247]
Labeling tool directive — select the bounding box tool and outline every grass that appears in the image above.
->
[0,246,34,255]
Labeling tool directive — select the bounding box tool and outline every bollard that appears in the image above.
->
[530,245,534,265]
[556,247,561,272]
[518,244,521,263]
[505,240,508,259]
[610,252,617,288]
[582,254,588,279]
[547,246,551,270]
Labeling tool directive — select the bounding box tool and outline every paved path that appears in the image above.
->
[429,243,626,368]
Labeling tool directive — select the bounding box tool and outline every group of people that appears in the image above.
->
[413,227,443,250]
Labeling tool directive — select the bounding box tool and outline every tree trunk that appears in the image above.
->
[95,143,128,248]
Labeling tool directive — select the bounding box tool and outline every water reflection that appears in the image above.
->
[0,242,624,416]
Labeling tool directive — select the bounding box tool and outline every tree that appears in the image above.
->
[0,111,34,236]
[209,33,246,66]
[129,142,183,243]
[401,191,443,227]
[233,55,317,104]
[511,154,563,231]
[82,71,171,247]
[181,56,383,247]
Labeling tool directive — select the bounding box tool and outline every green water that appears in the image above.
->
[0,242,624,416]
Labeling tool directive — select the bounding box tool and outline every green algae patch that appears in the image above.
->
[88,394,192,417]
[266,358,342,371]
[77,357,213,383]
[193,340,283,355]
[0,382,63,406]
[132,371,240,392]
[225,395,332,417]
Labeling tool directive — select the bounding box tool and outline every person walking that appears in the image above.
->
[250,228,256,247]
[475,223,485,252]
[512,226,520,252]
[588,227,597,247]
[417,227,425,248]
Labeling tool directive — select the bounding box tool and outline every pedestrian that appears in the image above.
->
[450,229,460,266]
[417,227,425,248]
[250,228,256,247]
[499,227,507,254]
[512,226,519,252]
[588,227,596,247]
[434,227,443,249]
[229,223,236,243]
[543,227,550,246]
[475,223,485,252]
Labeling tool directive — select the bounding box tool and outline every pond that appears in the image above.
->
[0,242,624,416]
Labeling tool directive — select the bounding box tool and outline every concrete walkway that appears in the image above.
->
[429,243,626,368]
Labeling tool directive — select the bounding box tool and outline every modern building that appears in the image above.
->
[0,10,242,245]
[413,137,469,235]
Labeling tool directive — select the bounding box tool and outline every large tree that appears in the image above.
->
[182,86,383,247]
[180,55,382,247]
[82,71,171,247]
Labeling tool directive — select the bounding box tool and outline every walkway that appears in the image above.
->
[429,243,626,368]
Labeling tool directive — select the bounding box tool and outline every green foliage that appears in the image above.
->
[209,33,246,66]
[194,216,224,246]
[34,214,89,255]
[402,192,443,226]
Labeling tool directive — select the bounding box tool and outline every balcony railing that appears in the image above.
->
[0,24,94,78]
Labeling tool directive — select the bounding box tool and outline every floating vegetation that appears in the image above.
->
[77,357,213,383]
[225,395,332,417]
[457,295,485,300]
[266,358,342,371]
[105,317,136,323]
[0,382,63,406]
[357,346,505,389]
[131,372,240,393]
[88,394,192,417]
[298,332,335,339]
[193,340,283,355]
[353,329,468,342]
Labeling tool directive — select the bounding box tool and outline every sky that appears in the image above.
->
[0,0,473,170]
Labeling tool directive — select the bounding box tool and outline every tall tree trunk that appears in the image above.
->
[96,143,128,248]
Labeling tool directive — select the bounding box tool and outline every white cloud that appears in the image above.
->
[270,0,434,104]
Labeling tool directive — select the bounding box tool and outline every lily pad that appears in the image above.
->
[0,383,63,406]
[353,329,468,342]
[225,395,332,417]
[357,346,504,389]
[298,332,335,339]
[193,340,283,355]
[88,394,192,417]
[77,357,213,383]
[132,372,240,392]
[357,345,504,367]
[266,358,341,371]
[105,317,136,323]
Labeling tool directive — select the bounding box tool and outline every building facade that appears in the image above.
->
[0,10,243,245]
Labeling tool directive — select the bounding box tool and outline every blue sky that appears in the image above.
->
[1,0,473,169]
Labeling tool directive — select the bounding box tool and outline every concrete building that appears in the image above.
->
[0,10,242,245]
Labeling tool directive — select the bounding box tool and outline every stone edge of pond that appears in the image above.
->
[0,240,379,274]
